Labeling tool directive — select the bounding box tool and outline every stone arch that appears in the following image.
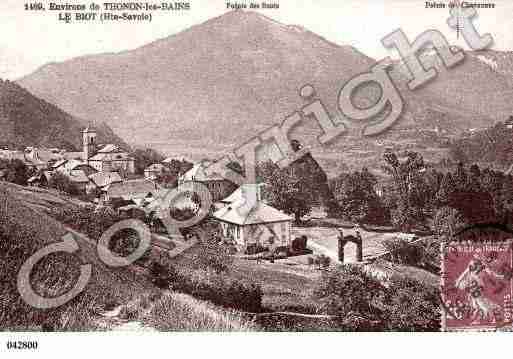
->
[337,233,363,263]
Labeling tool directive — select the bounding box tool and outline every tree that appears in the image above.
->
[330,168,389,225]
[454,162,468,191]
[0,159,30,185]
[191,239,233,273]
[432,206,466,239]
[382,151,430,231]
[260,164,313,224]
[436,172,455,206]
[132,148,166,175]
[47,172,79,195]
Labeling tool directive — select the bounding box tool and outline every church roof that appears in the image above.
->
[97,144,120,154]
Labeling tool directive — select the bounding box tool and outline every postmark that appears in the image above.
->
[441,225,513,331]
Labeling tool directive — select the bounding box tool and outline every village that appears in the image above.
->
[0,124,431,271]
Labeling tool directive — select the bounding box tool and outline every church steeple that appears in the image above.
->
[82,127,97,162]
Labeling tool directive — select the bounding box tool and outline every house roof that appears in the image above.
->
[89,148,133,162]
[52,159,68,169]
[62,159,84,171]
[145,163,166,172]
[213,200,293,226]
[89,171,122,188]
[0,150,26,162]
[219,183,263,203]
[67,170,90,184]
[1,149,60,167]
[180,163,224,182]
[54,159,96,176]
[220,187,242,203]
[25,149,63,165]
[63,152,84,160]
[163,156,192,164]
[106,179,158,200]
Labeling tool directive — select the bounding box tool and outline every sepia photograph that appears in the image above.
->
[0,0,512,355]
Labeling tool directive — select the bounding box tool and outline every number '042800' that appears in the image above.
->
[6,341,38,350]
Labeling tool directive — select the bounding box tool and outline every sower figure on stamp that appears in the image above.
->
[455,253,505,324]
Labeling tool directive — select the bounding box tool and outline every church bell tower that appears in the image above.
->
[82,127,97,162]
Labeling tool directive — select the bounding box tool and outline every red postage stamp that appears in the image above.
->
[442,238,513,331]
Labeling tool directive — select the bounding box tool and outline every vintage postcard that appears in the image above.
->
[1,0,513,355]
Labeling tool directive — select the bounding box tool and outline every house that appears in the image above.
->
[87,144,135,175]
[178,162,237,202]
[506,116,513,129]
[88,171,123,194]
[50,159,98,193]
[65,170,91,192]
[54,159,97,177]
[104,178,158,205]
[144,163,166,180]
[213,184,293,252]
[24,148,64,170]
[82,127,135,175]
[27,171,52,187]
[0,148,62,171]
[63,151,85,161]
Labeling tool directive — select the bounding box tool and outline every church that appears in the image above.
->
[81,127,135,175]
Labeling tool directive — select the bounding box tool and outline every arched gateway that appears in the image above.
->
[337,229,363,263]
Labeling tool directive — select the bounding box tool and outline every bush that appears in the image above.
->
[314,265,440,331]
[118,304,140,321]
[291,235,308,252]
[48,172,80,196]
[382,238,424,267]
[312,254,331,270]
[170,268,263,313]
[307,256,315,266]
[49,205,124,241]
[0,158,30,185]
[191,241,233,273]
[150,261,178,289]
[321,255,331,269]
[380,275,440,331]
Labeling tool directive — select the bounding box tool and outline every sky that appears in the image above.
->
[0,0,511,80]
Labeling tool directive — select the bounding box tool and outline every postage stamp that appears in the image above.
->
[441,230,513,331]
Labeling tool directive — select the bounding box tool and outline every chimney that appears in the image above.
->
[240,183,263,206]
[256,183,263,202]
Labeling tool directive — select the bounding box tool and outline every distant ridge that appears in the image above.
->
[0,79,127,150]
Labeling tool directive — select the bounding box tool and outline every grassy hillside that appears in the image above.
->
[0,182,154,330]
[0,182,269,331]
